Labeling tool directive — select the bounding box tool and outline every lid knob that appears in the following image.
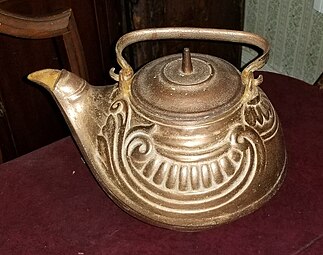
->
[182,48,193,74]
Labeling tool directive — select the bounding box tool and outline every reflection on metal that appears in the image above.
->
[0,101,5,118]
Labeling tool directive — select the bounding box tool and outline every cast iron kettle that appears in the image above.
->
[29,28,286,231]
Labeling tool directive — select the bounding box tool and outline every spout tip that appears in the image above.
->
[28,69,61,91]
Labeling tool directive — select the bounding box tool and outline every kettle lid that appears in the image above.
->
[131,48,244,122]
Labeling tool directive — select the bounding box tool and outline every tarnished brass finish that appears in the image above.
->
[182,48,193,74]
[28,28,286,231]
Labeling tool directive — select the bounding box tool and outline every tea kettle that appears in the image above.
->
[28,27,286,231]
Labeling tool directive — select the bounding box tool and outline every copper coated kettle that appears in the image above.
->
[28,28,286,231]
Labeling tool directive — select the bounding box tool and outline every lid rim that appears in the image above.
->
[131,53,244,122]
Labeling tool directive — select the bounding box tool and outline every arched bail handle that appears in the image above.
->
[111,27,270,86]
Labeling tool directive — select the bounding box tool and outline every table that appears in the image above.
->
[0,72,322,254]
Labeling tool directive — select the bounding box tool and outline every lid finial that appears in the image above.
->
[182,48,193,74]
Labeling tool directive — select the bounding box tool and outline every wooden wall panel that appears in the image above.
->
[127,0,245,70]
[0,34,67,161]
[0,0,124,162]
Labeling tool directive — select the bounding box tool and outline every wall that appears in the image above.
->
[0,0,124,161]
[128,0,244,69]
[243,0,323,84]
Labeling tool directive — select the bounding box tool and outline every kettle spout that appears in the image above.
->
[28,68,117,159]
[28,69,92,101]
[28,69,61,91]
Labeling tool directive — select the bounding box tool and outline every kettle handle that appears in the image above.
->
[111,27,269,91]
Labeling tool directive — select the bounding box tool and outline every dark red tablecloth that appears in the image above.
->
[1,72,323,254]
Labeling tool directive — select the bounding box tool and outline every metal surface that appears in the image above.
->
[28,27,286,231]
[131,52,244,123]
[182,48,193,74]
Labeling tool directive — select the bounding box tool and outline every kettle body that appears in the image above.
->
[29,28,286,231]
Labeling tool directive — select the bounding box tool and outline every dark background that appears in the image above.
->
[0,0,245,162]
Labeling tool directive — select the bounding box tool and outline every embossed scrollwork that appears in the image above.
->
[125,125,155,164]
[96,95,267,216]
